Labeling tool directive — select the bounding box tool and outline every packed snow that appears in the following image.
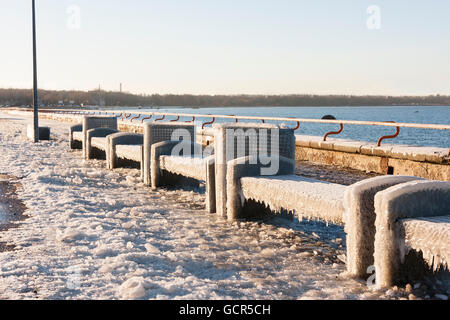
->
[0,111,448,300]
[0,203,6,224]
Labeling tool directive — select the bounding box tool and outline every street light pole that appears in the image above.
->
[32,0,39,142]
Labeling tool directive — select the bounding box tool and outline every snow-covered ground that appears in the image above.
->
[0,204,6,224]
[0,111,448,300]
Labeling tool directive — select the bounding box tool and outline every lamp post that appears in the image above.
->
[32,0,39,142]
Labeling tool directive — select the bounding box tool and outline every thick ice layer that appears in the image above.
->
[116,145,142,162]
[400,216,450,271]
[240,175,346,224]
[72,131,83,142]
[91,137,107,151]
[159,156,207,181]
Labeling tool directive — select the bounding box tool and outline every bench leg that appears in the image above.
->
[69,134,75,149]
[86,137,93,159]
[150,152,160,191]
[344,176,422,279]
[205,159,216,213]
[107,141,117,169]
[143,141,151,186]
[140,146,144,182]
[373,221,402,289]
[225,165,242,221]
[215,163,227,218]
[82,133,87,159]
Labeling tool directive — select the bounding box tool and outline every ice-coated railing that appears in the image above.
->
[33,108,450,149]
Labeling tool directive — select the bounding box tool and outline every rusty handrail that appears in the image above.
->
[141,114,153,123]
[228,115,239,123]
[130,114,141,123]
[122,113,132,121]
[202,116,216,129]
[25,108,450,130]
[288,117,301,131]
[185,116,195,123]
[170,116,180,122]
[13,107,450,150]
[323,123,344,141]
[377,121,401,146]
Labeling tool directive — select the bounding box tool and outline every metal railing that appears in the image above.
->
[30,108,450,149]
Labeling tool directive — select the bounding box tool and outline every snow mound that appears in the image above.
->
[57,229,87,243]
[117,277,154,300]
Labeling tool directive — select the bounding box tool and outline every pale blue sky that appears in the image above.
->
[1,0,450,95]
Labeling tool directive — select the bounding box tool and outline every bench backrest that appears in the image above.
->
[81,117,118,157]
[213,123,295,164]
[83,116,118,131]
[213,123,296,217]
[143,122,196,147]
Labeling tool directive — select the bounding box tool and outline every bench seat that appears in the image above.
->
[116,144,142,163]
[72,131,83,142]
[91,137,107,151]
[240,175,346,224]
[400,215,450,271]
[159,155,207,181]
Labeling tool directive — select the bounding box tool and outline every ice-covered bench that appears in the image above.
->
[69,116,118,159]
[226,152,424,279]
[215,123,296,218]
[101,122,196,183]
[227,159,416,227]
[106,132,144,170]
[234,170,347,223]
[374,180,450,288]
[151,141,215,213]
[147,121,215,212]
[86,128,119,160]
[141,122,196,184]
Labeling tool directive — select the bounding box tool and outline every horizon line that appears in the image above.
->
[1,87,450,98]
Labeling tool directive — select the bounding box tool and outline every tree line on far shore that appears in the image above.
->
[1,88,449,107]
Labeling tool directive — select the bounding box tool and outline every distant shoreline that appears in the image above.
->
[128,105,450,109]
[3,105,450,112]
[2,88,450,108]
